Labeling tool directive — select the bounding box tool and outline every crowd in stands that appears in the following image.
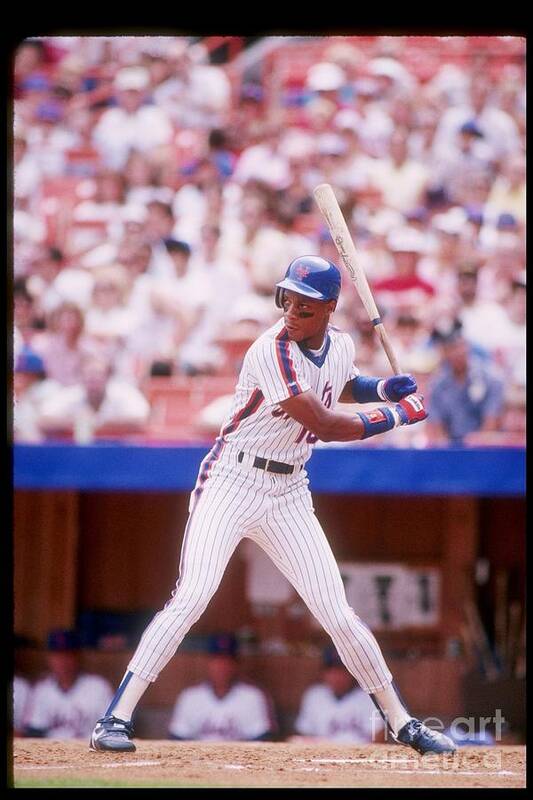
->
[13,35,526,446]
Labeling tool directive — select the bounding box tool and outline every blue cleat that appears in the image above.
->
[395,718,457,755]
[90,716,136,752]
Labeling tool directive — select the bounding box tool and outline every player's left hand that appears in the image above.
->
[395,393,428,425]
[383,374,417,402]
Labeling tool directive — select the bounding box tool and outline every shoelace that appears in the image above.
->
[411,721,436,738]
[99,717,133,736]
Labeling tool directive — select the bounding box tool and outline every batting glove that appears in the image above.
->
[395,394,428,426]
[380,374,418,402]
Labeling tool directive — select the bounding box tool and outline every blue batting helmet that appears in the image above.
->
[275,256,341,308]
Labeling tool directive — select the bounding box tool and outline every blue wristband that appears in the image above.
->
[351,376,382,403]
[356,406,397,439]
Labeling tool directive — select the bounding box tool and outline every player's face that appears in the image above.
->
[324,666,355,697]
[282,290,335,349]
[207,655,238,687]
[48,651,80,687]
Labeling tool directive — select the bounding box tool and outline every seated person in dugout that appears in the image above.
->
[23,629,114,740]
[167,632,277,741]
[292,645,385,743]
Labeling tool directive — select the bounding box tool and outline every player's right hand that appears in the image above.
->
[382,373,417,402]
[395,394,428,426]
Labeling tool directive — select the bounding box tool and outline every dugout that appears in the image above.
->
[13,443,525,740]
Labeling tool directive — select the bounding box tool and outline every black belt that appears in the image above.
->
[238,451,296,475]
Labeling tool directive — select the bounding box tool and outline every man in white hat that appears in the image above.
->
[373,227,436,320]
[92,66,173,170]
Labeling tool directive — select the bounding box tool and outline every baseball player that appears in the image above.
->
[25,629,113,739]
[90,256,456,756]
[167,632,276,741]
[293,645,384,744]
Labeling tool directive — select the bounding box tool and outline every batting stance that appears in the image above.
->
[91,256,455,756]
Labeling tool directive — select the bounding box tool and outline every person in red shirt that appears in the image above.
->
[372,227,435,319]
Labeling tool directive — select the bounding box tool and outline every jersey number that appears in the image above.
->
[295,382,333,444]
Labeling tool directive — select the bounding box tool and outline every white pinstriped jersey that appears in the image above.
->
[194,319,358,493]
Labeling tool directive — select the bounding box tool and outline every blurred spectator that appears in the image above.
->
[305,61,347,108]
[38,353,150,442]
[350,181,403,254]
[14,126,41,200]
[124,150,173,206]
[121,240,199,378]
[350,305,391,376]
[427,319,505,445]
[183,43,232,127]
[388,312,437,375]
[71,169,128,243]
[144,200,181,278]
[179,225,251,374]
[369,127,430,212]
[13,195,47,275]
[323,42,365,104]
[420,208,471,300]
[149,38,190,116]
[232,119,291,190]
[38,257,95,313]
[367,55,417,98]
[92,66,173,170]
[478,227,525,304]
[434,119,494,207]
[485,152,526,223]
[432,75,520,162]
[80,205,149,271]
[349,79,394,158]
[373,227,436,320]
[19,96,76,179]
[226,83,266,152]
[494,273,526,395]
[219,191,293,299]
[32,302,95,386]
[14,278,43,348]
[329,110,371,190]
[454,265,512,354]
[168,633,276,741]
[85,265,136,345]
[25,246,66,316]
[207,128,237,180]
[292,645,384,743]
[14,39,48,98]
[23,629,113,739]
[153,41,231,128]
[172,158,222,248]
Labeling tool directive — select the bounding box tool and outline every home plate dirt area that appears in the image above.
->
[13,739,526,789]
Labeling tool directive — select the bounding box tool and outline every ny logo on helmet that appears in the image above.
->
[294,264,310,280]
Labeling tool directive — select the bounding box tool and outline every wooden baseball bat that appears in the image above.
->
[494,569,508,667]
[514,614,526,678]
[506,600,522,672]
[465,599,500,680]
[313,183,401,375]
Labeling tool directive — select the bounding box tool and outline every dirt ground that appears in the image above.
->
[12,739,525,789]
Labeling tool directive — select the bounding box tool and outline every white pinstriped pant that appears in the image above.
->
[127,447,393,694]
